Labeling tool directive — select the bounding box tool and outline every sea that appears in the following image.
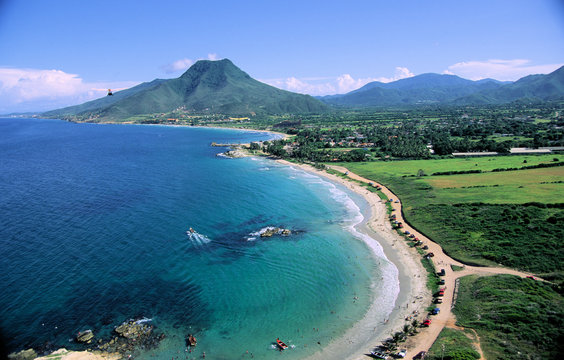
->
[0,118,398,360]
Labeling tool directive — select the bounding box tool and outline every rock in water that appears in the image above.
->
[115,320,152,339]
[76,329,94,343]
[8,349,37,360]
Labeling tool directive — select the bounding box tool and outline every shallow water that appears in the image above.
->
[0,118,393,359]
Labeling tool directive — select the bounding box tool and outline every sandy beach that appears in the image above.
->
[277,160,431,360]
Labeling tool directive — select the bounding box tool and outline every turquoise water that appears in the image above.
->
[0,118,393,359]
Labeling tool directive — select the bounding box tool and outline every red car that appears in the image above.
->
[422,319,431,327]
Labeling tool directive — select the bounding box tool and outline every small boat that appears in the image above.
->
[187,334,197,346]
[276,338,288,350]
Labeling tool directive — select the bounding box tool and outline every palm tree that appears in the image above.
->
[411,319,420,334]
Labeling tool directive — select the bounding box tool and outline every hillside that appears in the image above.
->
[44,59,328,121]
[320,66,564,107]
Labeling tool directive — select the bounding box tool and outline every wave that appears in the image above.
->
[282,164,400,309]
[186,229,211,246]
[134,317,153,324]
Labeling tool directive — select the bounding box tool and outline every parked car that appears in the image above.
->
[434,298,443,304]
[422,319,431,327]
[438,279,445,285]
[413,350,426,359]
[431,308,440,315]
[396,349,407,358]
[438,269,445,276]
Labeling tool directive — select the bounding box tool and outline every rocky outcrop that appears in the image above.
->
[260,227,291,237]
[217,148,248,158]
[114,320,152,339]
[96,318,164,357]
[77,329,94,343]
[8,349,37,360]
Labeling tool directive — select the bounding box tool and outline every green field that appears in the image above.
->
[425,167,564,204]
[337,155,564,274]
[345,154,560,178]
[453,275,563,360]
[426,328,480,360]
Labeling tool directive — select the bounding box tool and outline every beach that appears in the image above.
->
[277,161,431,360]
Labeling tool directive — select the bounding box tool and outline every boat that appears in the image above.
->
[187,227,195,235]
[187,334,197,346]
[276,338,288,350]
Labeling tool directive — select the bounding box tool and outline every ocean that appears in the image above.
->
[0,118,396,359]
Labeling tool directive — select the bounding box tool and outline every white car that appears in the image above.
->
[397,349,407,358]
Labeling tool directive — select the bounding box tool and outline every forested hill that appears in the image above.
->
[43,59,328,121]
[320,65,564,107]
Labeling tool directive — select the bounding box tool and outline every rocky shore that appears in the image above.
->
[9,318,166,360]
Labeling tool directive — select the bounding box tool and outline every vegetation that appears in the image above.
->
[340,160,564,276]
[453,275,564,360]
[426,328,480,360]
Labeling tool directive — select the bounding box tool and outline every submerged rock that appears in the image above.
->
[77,329,95,343]
[114,320,152,339]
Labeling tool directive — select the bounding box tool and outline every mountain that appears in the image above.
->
[44,59,328,121]
[455,66,564,104]
[320,66,564,107]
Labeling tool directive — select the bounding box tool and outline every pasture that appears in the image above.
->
[337,155,564,274]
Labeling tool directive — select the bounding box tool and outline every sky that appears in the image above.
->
[0,0,563,113]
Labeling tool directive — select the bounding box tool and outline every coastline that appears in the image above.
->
[277,160,431,360]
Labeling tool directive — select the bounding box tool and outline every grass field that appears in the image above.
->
[453,275,563,360]
[345,154,560,178]
[336,155,564,274]
[425,167,564,204]
[426,328,480,360]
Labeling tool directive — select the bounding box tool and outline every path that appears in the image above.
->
[327,165,536,359]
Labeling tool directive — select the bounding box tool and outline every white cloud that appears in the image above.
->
[260,66,415,95]
[162,58,194,74]
[162,54,222,74]
[0,67,138,113]
[444,59,564,81]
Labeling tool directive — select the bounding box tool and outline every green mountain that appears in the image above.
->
[320,66,564,107]
[44,59,327,121]
[455,65,564,104]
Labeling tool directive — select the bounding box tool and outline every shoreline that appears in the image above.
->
[277,160,431,360]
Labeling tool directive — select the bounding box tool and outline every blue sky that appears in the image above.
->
[0,0,563,112]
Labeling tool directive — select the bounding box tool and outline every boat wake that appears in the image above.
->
[186,229,211,246]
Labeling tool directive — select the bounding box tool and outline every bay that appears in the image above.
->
[0,118,388,359]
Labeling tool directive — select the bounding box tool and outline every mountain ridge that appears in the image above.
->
[320,66,564,107]
[44,59,328,121]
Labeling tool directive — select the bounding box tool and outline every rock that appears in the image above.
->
[260,227,279,237]
[76,329,94,343]
[8,349,37,360]
[259,227,291,237]
[115,320,152,339]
